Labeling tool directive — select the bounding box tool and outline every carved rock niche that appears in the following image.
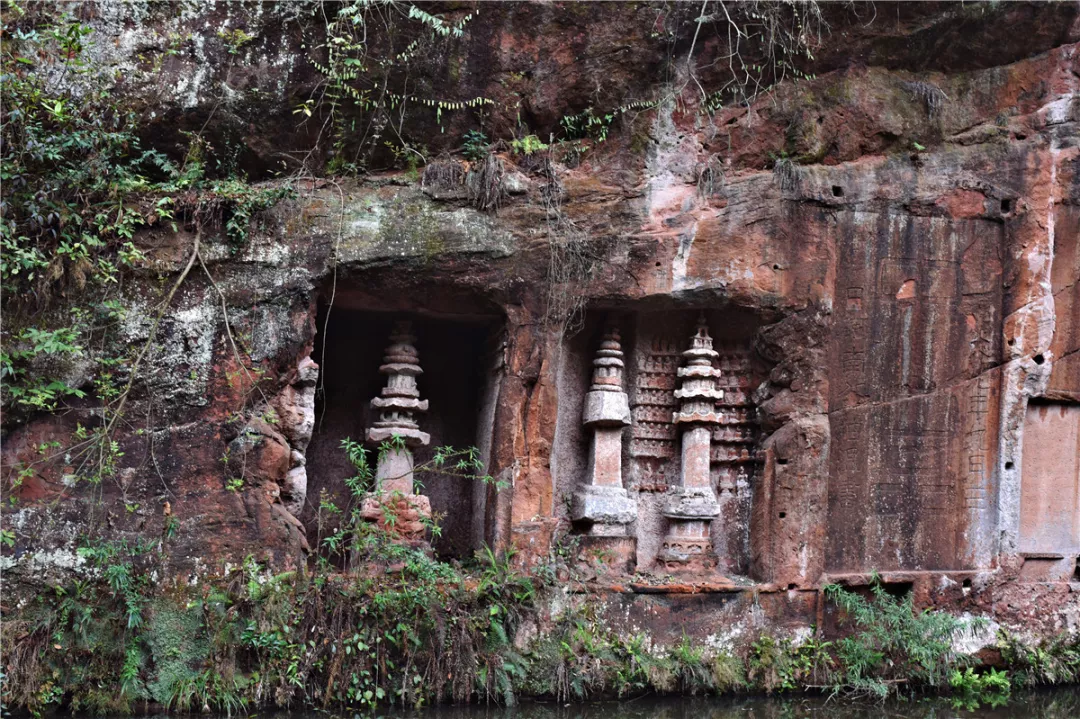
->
[305,305,504,561]
[553,307,767,578]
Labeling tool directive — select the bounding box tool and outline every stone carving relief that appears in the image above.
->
[658,317,724,570]
[359,321,433,542]
[622,312,765,576]
[629,336,680,489]
[711,347,761,574]
[272,356,319,518]
[711,350,759,466]
[572,328,637,536]
[569,327,639,574]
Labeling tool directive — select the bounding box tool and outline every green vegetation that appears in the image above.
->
[559,101,657,145]
[823,576,987,699]
[949,666,1011,710]
[0,3,1073,716]
[318,436,503,555]
[306,0,491,175]
[0,3,291,499]
[748,633,833,693]
[8,534,1076,716]
[216,27,255,56]
[0,0,836,448]
[999,629,1080,687]
[2,508,547,714]
[461,130,490,163]
[299,0,830,172]
[1,438,519,715]
[510,134,549,157]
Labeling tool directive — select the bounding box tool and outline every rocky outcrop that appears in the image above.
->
[2,1,1078,642]
[272,356,319,516]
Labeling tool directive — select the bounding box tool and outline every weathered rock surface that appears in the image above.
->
[2,1,1079,642]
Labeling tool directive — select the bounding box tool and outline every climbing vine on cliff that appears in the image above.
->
[303,0,492,174]
[691,0,826,113]
[0,5,282,315]
[0,3,290,495]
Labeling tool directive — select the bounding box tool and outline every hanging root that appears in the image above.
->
[466,153,505,211]
[772,157,800,192]
[421,154,465,193]
[697,154,726,197]
[540,157,593,334]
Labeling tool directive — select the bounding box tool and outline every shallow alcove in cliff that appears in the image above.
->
[304,300,504,561]
[552,304,770,577]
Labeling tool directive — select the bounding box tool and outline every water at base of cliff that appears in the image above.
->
[407,688,1077,718]
[404,688,1076,718]
[117,687,1080,719]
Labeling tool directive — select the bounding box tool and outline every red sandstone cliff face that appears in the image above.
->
[2,1,1079,636]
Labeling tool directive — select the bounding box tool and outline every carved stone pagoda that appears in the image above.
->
[359,320,432,542]
[571,327,637,570]
[659,316,723,570]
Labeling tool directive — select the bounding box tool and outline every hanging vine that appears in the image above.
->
[0,3,289,503]
[302,0,492,174]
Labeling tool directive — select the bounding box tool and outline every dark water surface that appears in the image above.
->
[398,689,1076,718]
[193,688,1080,719]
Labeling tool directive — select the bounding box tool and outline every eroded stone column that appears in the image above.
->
[360,321,432,541]
[660,317,722,570]
[571,328,637,573]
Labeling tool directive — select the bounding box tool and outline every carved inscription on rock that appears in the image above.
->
[826,213,1004,571]
[829,214,1003,411]
[630,336,680,486]
[963,375,992,511]
[827,395,965,571]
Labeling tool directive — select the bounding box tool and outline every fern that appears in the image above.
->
[824,575,982,698]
